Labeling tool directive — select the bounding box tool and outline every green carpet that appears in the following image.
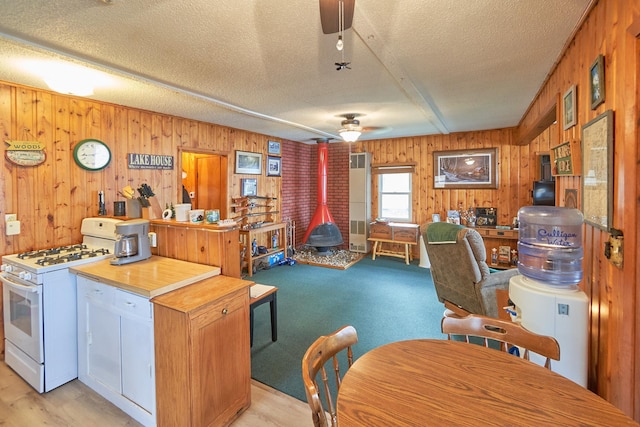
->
[249,256,445,403]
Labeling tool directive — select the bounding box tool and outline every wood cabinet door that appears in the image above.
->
[190,291,250,426]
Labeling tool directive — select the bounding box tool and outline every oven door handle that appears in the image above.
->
[0,274,39,292]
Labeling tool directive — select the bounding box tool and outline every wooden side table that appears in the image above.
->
[368,238,417,265]
[368,222,419,265]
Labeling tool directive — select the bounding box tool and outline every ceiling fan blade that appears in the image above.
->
[319,0,355,34]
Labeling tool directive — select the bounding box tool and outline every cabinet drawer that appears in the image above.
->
[393,228,418,243]
[80,277,116,305]
[481,228,518,239]
[369,223,392,239]
[192,289,246,322]
[115,289,152,320]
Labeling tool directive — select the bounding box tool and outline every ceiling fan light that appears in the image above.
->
[339,129,361,142]
[336,35,344,51]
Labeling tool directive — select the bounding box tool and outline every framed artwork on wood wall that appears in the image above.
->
[581,109,613,231]
[551,140,581,176]
[266,156,282,177]
[241,178,258,197]
[235,150,262,175]
[564,189,579,209]
[563,85,577,130]
[590,54,605,110]
[433,148,498,189]
[267,140,281,156]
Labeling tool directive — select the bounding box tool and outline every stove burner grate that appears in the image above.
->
[31,248,111,266]
[18,244,90,260]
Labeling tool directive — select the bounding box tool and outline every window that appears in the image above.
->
[378,172,412,221]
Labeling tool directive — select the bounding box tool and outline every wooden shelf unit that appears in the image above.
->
[239,222,288,277]
[475,227,519,269]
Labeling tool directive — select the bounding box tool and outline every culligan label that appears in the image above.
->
[537,227,579,247]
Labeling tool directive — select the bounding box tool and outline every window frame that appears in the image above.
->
[377,171,413,222]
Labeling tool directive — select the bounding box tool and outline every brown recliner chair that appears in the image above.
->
[422,222,519,318]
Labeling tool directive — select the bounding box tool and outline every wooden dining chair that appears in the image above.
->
[441,310,560,368]
[301,325,358,427]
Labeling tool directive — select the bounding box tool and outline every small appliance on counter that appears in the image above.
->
[111,219,152,265]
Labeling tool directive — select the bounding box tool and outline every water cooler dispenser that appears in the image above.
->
[508,206,589,387]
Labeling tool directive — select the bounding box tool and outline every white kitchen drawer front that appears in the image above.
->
[115,289,152,320]
[79,276,116,306]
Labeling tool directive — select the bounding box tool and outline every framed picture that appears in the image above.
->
[266,155,282,177]
[475,207,497,227]
[581,109,613,231]
[564,188,579,209]
[446,210,460,224]
[241,178,258,197]
[562,85,577,130]
[267,140,281,156]
[235,150,262,175]
[433,148,498,189]
[498,246,511,264]
[590,54,605,110]
[431,213,441,223]
[551,140,581,176]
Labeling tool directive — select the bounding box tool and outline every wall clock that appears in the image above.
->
[73,139,111,171]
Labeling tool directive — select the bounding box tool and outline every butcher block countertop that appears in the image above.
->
[70,255,221,298]
[152,274,252,312]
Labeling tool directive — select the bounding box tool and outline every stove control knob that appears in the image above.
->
[2,264,13,272]
[19,271,32,280]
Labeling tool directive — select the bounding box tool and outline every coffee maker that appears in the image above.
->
[110,219,152,265]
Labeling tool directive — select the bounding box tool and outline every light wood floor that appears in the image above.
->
[0,362,313,426]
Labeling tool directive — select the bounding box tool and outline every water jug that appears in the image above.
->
[517,206,584,286]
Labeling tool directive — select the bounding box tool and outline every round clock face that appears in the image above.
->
[73,139,111,171]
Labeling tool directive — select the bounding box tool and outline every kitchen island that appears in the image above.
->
[70,256,252,427]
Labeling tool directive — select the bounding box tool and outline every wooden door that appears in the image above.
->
[196,155,228,212]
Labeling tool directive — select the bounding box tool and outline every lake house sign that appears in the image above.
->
[128,153,174,170]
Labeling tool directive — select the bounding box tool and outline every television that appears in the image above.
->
[532,180,556,206]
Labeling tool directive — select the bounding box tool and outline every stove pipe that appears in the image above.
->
[303,139,344,252]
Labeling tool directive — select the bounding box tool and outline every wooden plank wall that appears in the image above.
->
[353,128,553,228]
[0,82,282,255]
[517,0,639,419]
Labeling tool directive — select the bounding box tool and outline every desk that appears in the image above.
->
[337,340,638,426]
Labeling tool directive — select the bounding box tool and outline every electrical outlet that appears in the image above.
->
[148,232,157,247]
[5,214,17,222]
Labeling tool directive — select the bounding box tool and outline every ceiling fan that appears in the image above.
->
[319,0,355,34]
[338,113,388,142]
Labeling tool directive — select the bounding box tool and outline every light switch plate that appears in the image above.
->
[6,220,20,236]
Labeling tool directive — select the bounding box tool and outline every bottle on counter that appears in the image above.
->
[252,238,258,257]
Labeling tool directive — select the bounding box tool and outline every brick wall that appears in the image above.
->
[281,140,351,250]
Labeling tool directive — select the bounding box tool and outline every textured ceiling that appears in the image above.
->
[0,0,591,143]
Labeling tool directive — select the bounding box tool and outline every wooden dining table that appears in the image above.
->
[337,339,638,426]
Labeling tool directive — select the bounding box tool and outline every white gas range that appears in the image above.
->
[1,217,121,393]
